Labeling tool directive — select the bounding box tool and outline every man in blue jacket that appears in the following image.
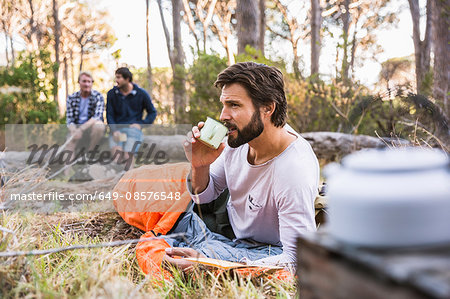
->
[106,67,157,165]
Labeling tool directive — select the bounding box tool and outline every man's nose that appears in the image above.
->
[219,107,230,122]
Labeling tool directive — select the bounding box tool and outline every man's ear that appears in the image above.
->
[262,103,275,117]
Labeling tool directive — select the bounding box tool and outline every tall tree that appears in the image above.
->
[22,0,47,51]
[267,0,306,78]
[323,0,397,82]
[340,0,350,83]
[310,0,322,76]
[181,0,200,52]
[61,3,116,71]
[182,0,217,52]
[52,0,61,114]
[258,0,265,55]
[157,0,187,122]
[408,0,432,95]
[146,0,153,93]
[431,0,449,114]
[0,0,14,66]
[237,0,260,54]
[211,0,236,65]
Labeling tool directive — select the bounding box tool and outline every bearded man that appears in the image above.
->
[131,62,319,275]
[106,67,157,165]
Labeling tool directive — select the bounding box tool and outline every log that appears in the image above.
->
[1,132,408,171]
[300,132,408,162]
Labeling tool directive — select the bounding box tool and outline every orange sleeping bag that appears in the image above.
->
[113,162,191,279]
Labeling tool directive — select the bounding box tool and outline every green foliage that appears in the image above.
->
[236,45,287,71]
[187,52,228,124]
[132,66,174,124]
[285,77,341,133]
[0,51,59,125]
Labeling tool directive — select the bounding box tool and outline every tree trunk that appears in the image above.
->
[79,46,84,72]
[292,41,301,78]
[225,36,234,65]
[349,25,357,79]
[3,31,10,66]
[310,0,321,76]
[172,0,186,123]
[70,49,75,91]
[237,0,260,54]
[157,0,186,122]
[408,0,432,95]
[181,0,200,52]
[146,0,153,94]
[9,33,14,65]
[431,0,449,115]
[27,0,42,51]
[340,0,350,83]
[157,0,173,66]
[52,0,61,115]
[64,56,69,102]
[259,0,265,55]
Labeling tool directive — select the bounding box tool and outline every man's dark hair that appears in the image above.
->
[214,62,287,127]
[115,67,133,82]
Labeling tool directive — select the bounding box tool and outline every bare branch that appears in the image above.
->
[157,0,174,67]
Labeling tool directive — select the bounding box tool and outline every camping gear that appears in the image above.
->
[325,148,450,247]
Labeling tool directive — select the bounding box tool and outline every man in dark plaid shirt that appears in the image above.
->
[65,71,105,154]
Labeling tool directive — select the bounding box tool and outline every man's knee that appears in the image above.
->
[91,121,105,135]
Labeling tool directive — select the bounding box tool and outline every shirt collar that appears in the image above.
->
[115,84,137,96]
[76,90,93,98]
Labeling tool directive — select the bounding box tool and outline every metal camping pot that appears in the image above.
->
[325,148,450,248]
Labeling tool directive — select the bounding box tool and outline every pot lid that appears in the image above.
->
[342,148,449,172]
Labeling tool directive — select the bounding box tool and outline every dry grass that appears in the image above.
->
[0,211,295,298]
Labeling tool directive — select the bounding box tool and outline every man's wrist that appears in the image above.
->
[190,166,210,195]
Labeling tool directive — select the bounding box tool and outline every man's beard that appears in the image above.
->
[225,110,264,148]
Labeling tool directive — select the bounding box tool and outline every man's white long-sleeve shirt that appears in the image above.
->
[189,125,319,267]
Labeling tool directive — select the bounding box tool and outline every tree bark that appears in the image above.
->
[310,0,321,76]
[408,0,432,95]
[172,0,186,123]
[52,0,61,115]
[146,0,153,94]
[431,0,449,115]
[237,0,260,54]
[340,0,350,83]
[259,0,265,55]
[64,56,69,102]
